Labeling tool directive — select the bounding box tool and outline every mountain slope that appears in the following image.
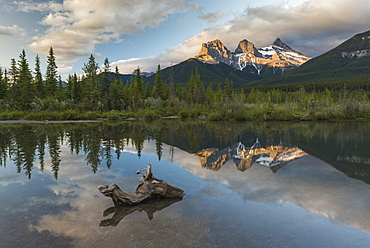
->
[144,58,268,88]
[249,30,370,86]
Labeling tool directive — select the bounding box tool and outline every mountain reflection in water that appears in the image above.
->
[196,140,308,172]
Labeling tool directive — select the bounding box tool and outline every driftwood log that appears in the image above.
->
[98,164,185,205]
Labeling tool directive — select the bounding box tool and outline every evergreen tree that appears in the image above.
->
[0,67,7,99]
[224,78,233,100]
[152,64,163,99]
[56,75,65,100]
[34,54,44,98]
[67,73,81,103]
[2,69,9,100]
[186,68,203,103]
[133,67,144,99]
[16,50,34,110]
[101,57,111,110]
[101,57,111,95]
[145,82,150,99]
[205,83,215,105]
[9,58,18,87]
[110,66,124,110]
[45,47,58,97]
[82,54,100,109]
[192,67,203,103]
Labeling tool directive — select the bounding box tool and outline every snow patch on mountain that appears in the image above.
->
[195,38,311,75]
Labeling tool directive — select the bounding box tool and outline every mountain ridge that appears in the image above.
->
[249,30,370,86]
[194,38,311,75]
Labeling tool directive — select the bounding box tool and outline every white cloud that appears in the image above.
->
[0,24,25,36]
[199,10,226,23]
[114,0,370,73]
[19,0,195,72]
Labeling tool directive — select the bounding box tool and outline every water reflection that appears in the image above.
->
[196,140,308,172]
[100,198,182,226]
[1,121,370,183]
[1,121,370,247]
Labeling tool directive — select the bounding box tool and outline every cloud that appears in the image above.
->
[18,0,195,72]
[199,10,225,23]
[13,1,64,12]
[0,24,25,36]
[114,0,370,73]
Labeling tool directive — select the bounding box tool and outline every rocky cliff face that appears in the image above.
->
[195,38,311,75]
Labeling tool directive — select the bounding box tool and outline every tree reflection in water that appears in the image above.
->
[0,120,370,184]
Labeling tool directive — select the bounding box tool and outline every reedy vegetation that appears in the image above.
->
[0,49,370,121]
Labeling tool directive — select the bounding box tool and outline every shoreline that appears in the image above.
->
[0,120,102,124]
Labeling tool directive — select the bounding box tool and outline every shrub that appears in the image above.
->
[0,111,24,120]
[143,110,161,121]
[178,110,190,118]
[207,112,222,121]
[82,111,102,120]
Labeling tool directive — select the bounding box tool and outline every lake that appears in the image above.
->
[1,120,370,248]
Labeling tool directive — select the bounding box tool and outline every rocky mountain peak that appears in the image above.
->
[235,39,255,54]
[272,38,301,54]
[195,39,233,65]
[195,37,311,75]
[272,38,284,47]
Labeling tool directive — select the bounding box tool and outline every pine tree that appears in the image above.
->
[224,78,233,100]
[205,83,215,105]
[101,58,111,110]
[0,67,7,99]
[67,73,81,103]
[82,54,100,109]
[152,64,163,99]
[45,47,58,97]
[101,58,111,95]
[3,69,9,99]
[56,75,65,100]
[9,58,18,87]
[192,67,203,103]
[16,50,34,110]
[110,66,124,110]
[133,67,144,99]
[34,54,44,98]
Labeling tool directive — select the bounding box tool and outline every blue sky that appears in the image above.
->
[1,0,370,78]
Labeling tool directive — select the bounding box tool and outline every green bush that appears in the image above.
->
[207,112,222,121]
[104,110,122,120]
[0,111,24,120]
[82,111,102,120]
[143,110,161,121]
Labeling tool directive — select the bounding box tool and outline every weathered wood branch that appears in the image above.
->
[98,164,184,205]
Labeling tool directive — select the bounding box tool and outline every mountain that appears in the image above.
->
[250,30,370,86]
[195,38,311,75]
[144,58,267,88]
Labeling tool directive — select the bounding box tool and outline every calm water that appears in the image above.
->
[1,120,370,247]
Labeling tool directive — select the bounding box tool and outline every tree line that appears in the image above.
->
[0,48,235,113]
[1,48,370,121]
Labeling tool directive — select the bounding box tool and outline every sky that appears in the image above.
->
[1,0,370,78]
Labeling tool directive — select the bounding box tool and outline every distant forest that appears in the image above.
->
[1,48,370,121]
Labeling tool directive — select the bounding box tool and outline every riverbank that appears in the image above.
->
[0,103,369,122]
